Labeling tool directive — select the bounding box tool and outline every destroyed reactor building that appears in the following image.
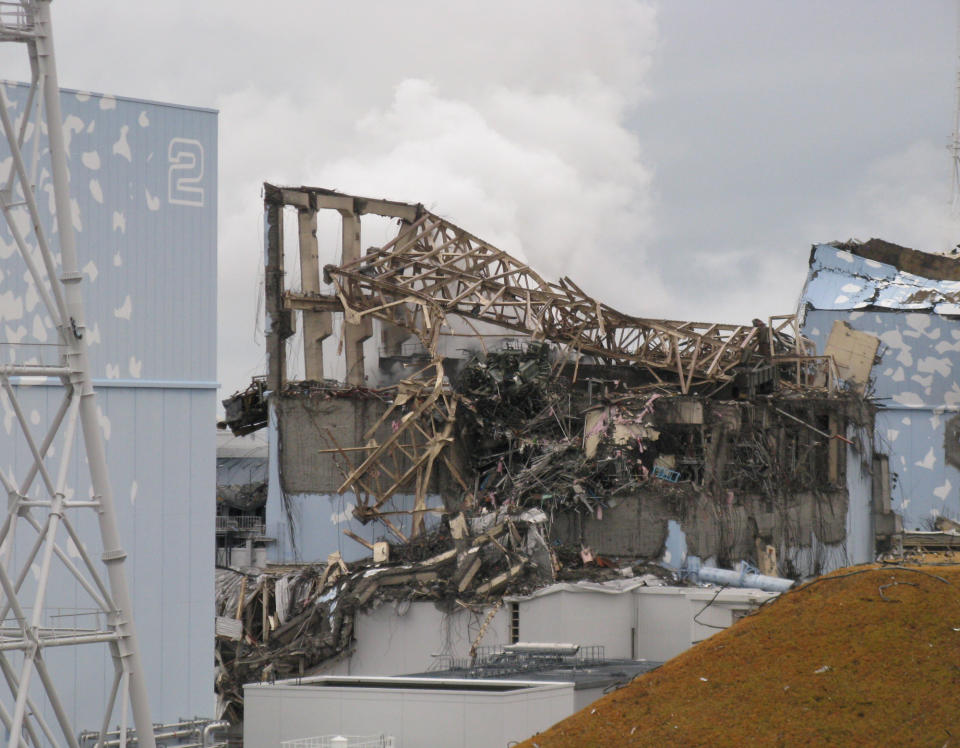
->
[218,186,960,725]
[220,185,910,581]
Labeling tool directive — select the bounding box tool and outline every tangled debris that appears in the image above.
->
[517,561,960,747]
[217,186,894,723]
[227,185,860,550]
[215,508,651,721]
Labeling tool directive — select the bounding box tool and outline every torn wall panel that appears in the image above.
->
[801,241,960,534]
[823,320,879,392]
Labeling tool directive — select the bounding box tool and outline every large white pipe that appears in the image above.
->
[693,564,794,593]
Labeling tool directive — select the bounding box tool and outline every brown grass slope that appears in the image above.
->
[518,563,960,747]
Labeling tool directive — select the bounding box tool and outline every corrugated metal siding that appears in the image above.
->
[801,245,960,532]
[0,81,217,383]
[804,244,960,314]
[0,84,216,725]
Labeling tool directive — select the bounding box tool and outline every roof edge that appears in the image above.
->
[830,238,960,281]
[1,80,218,115]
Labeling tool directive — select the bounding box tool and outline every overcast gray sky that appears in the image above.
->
[6,1,958,401]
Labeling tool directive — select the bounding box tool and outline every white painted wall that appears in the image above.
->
[322,601,510,676]
[634,586,775,661]
[515,588,637,659]
[244,677,574,748]
[316,583,774,681]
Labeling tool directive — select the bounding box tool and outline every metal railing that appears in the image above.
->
[215,515,265,534]
[78,718,229,748]
[280,737,394,748]
[433,643,607,677]
[0,2,32,36]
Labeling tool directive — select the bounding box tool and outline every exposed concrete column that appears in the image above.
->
[340,209,372,385]
[380,219,415,357]
[298,208,332,381]
[265,191,291,393]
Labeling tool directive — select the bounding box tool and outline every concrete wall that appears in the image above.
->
[634,586,774,661]
[556,487,851,577]
[244,677,575,748]
[318,584,773,679]
[324,601,510,676]
[266,402,442,563]
[515,587,637,660]
[275,394,388,495]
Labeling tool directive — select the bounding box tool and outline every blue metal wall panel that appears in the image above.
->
[0,84,216,727]
[804,307,960,531]
[0,82,217,384]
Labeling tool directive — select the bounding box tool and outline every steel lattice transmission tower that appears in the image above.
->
[952,0,960,215]
[0,2,155,746]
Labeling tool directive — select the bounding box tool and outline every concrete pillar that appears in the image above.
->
[380,219,415,357]
[264,194,290,393]
[340,210,372,385]
[298,208,332,381]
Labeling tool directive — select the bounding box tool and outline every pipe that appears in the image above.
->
[80,720,230,748]
[202,721,230,748]
[687,559,794,593]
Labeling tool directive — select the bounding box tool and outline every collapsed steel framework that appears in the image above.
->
[261,185,837,541]
[0,2,154,746]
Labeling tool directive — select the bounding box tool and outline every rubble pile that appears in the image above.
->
[215,507,641,721]
[448,343,868,574]
[518,561,960,747]
[218,186,899,726]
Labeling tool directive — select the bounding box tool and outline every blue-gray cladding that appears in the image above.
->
[801,244,960,531]
[0,83,216,725]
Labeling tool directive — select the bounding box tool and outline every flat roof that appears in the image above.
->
[249,675,572,694]
[407,660,662,691]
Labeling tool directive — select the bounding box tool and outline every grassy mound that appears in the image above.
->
[519,563,960,747]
